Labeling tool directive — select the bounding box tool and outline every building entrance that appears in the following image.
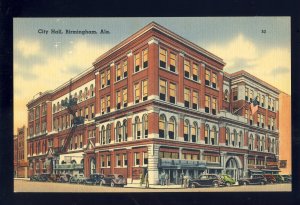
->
[225,158,239,181]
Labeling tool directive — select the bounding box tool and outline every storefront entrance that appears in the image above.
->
[225,158,240,181]
[90,158,96,174]
[159,169,205,184]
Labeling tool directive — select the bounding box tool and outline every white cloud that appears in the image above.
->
[16,39,41,57]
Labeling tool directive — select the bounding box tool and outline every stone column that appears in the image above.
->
[178,52,185,106]
[264,156,268,168]
[243,154,248,177]
[179,147,183,159]
[254,155,257,168]
[219,122,226,146]
[199,149,204,161]
[147,144,160,185]
[220,151,226,174]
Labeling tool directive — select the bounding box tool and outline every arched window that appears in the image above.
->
[191,122,197,142]
[53,104,56,113]
[233,130,237,147]
[256,135,260,151]
[57,102,60,111]
[249,134,254,150]
[74,92,78,100]
[159,115,166,138]
[116,122,122,142]
[106,124,111,144]
[168,117,176,140]
[135,116,141,139]
[211,126,217,145]
[84,87,88,99]
[65,97,68,106]
[79,90,83,101]
[142,114,148,138]
[267,137,271,152]
[184,120,190,142]
[261,136,265,152]
[123,120,128,141]
[224,89,229,101]
[101,125,106,145]
[205,125,209,144]
[238,131,243,148]
[90,84,94,97]
[271,138,275,153]
[225,128,230,146]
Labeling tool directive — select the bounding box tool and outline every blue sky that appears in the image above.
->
[13,17,291,133]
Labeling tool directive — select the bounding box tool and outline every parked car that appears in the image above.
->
[39,173,52,182]
[76,174,88,184]
[84,173,105,185]
[220,174,236,186]
[273,174,284,183]
[69,175,79,184]
[281,175,292,183]
[100,174,127,187]
[263,174,276,184]
[188,174,223,188]
[58,174,72,183]
[238,174,267,185]
[29,175,39,181]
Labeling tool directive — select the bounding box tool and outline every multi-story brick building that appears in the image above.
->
[14,126,28,178]
[26,22,280,184]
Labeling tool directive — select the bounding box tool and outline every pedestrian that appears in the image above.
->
[145,172,149,188]
[183,175,188,188]
[139,173,144,187]
[180,173,184,188]
[165,173,169,186]
[160,171,166,186]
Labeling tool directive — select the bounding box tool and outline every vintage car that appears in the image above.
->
[273,174,285,183]
[84,173,105,185]
[263,174,277,184]
[29,175,39,181]
[281,175,292,183]
[188,174,223,188]
[219,174,236,186]
[238,174,267,185]
[58,174,72,183]
[99,174,127,187]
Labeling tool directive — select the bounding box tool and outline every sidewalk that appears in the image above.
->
[125,183,185,189]
[14,177,30,181]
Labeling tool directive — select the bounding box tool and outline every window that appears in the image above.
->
[107,155,111,167]
[134,152,140,166]
[116,64,122,81]
[233,88,238,101]
[212,98,217,115]
[271,118,275,130]
[91,104,94,118]
[159,115,166,138]
[272,100,275,111]
[85,107,88,119]
[184,60,190,78]
[232,130,237,147]
[168,117,175,140]
[106,96,110,113]
[143,152,148,165]
[123,60,128,78]
[116,122,122,142]
[268,98,271,110]
[250,90,253,102]
[225,128,230,146]
[249,134,254,150]
[262,95,265,107]
[268,117,271,130]
[116,154,121,167]
[245,87,249,101]
[212,73,217,88]
[250,113,253,125]
[261,115,265,128]
[205,95,210,113]
[143,114,148,138]
[101,72,106,88]
[245,109,249,122]
[159,79,167,101]
[116,90,121,110]
[106,69,110,86]
[106,124,111,144]
[192,63,198,81]
[184,88,190,108]
[211,126,216,145]
[101,97,105,114]
[238,131,243,148]
[80,134,83,148]
[169,83,176,104]
[123,120,128,141]
[84,87,88,99]
[134,83,140,103]
[257,93,261,105]
[52,105,56,113]
[159,48,167,68]
[135,116,141,139]
[123,154,127,166]
[191,122,197,142]
[192,91,198,110]
[90,84,94,97]
[134,53,140,72]
[101,155,105,167]
[170,53,176,72]
[36,106,40,118]
[123,88,127,107]
[224,90,229,101]
[257,113,260,127]
[142,49,148,68]
[205,125,209,144]
[205,69,210,85]
[142,79,148,101]
[184,120,189,142]
[101,126,106,145]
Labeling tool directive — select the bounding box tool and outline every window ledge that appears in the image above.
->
[184,76,201,84]
[132,68,147,75]
[114,76,128,85]
[159,67,179,75]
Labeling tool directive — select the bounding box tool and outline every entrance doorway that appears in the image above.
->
[225,158,239,181]
[90,158,96,174]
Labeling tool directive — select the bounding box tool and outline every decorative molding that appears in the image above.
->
[148,38,159,45]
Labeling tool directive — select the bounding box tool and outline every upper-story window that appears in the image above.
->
[101,97,105,114]
[262,95,265,107]
[168,117,176,140]
[225,128,230,146]
[142,79,148,101]
[257,113,260,127]
[205,69,210,86]
[84,87,88,99]
[116,64,122,81]
[101,72,106,88]
[159,114,166,138]
[116,90,121,110]
[268,97,272,110]
[52,104,56,113]
[205,125,209,144]
[29,109,34,121]
[169,82,176,104]
[191,122,198,143]
[268,117,271,130]
[170,53,176,72]
[272,100,275,111]
[123,60,128,78]
[184,88,190,108]
[192,91,198,110]
[245,87,249,101]
[123,88,127,107]
[42,104,47,116]
[224,89,229,101]
[91,104,94,118]
[184,60,190,78]
[205,95,210,113]
[107,69,111,86]
[90,84,94,97]
[134,83,140,104]
[250,113,253,125]
[249,90,253,102]
[106,96,110,113]
[134,116,142,140]
[184,120,190,142]
[159,48,167,68]
[261,114,265,128]
[134,53,140,72]
[35,106,40,119]
[257,93,261,105]
[233,88,238,101]
[212,73,217,88]
[142,49,148,69]
[159,79,167,101]
[143,114,148,138]
[192,63,198,81]
[212,98,217,115]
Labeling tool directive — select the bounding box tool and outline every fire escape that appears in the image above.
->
[59,79,85,153]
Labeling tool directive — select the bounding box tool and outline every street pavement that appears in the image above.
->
[14,179,292,192]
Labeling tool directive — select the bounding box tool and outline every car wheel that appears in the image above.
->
[213,182,219,187]
[243,181,247,186]
[111,182,115,187]
[226,182,231,187]
[191,183,196,188]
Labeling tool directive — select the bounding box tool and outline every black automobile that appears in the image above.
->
[100,174,127,187]
[188,174,223,188]
[58,174,72,183]
[84,173,105,185]
[273,174,284,183]
[39,173,51,182]
[30,175,39,181]
[238,174,267,185]
[281,175,292,183]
